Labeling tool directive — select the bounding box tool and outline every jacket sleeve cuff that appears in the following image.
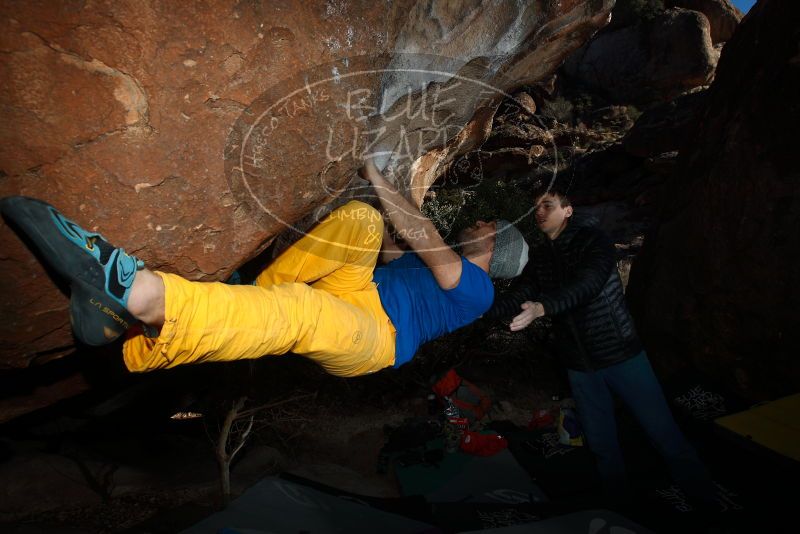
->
[538,296,556,316]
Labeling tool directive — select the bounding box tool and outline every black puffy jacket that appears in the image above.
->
[487,219,642,371]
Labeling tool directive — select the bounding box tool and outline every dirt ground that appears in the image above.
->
[0,330,562,533]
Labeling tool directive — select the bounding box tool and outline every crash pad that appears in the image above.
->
[393,435,548,504]
[458,508,655,533]
[505,429,600,499]
[714,393,800,462]
[180,476,436,534]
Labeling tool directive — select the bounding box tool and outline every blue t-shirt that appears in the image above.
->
[372,253,494,367]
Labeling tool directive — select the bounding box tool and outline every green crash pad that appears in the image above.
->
[393,435,548,504]
[714,393,800,462]
[506,429,600,499]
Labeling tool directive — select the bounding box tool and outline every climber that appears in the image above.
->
[1,160,529,377]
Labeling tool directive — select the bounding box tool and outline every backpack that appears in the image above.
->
[432,368,492,424]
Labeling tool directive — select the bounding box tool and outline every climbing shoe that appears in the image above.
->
[0,196,144,346]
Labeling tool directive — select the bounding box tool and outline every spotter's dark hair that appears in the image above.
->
[533,181,572,208]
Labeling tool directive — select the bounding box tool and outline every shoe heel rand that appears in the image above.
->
[70,280,135,346]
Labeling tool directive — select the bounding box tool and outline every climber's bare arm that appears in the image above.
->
[359,160,462,289]
[380,226,405,264]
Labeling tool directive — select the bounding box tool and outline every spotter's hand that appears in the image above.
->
[509,301,545,331]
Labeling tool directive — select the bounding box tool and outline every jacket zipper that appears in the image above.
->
[551,240,594,371]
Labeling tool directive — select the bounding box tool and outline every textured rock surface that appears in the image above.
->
[628,0,800,401]
[564,8,717,103]
[666,0,743,43]
[373,0,616,206]
[0,0,398,368]
[0,1,614,374]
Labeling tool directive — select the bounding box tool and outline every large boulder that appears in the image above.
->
[0,1,614,372]
[622,90,709,158]
[627,0,800,401]
[666,0,743,43]
[564,8,717,103]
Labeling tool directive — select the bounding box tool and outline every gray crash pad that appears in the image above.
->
[181,476,436,534]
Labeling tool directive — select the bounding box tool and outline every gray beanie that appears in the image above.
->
[489,219,529,279]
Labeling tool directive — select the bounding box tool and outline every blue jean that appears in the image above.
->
[568,351,716,503]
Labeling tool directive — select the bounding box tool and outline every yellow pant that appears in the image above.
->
[122,201,396,377]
